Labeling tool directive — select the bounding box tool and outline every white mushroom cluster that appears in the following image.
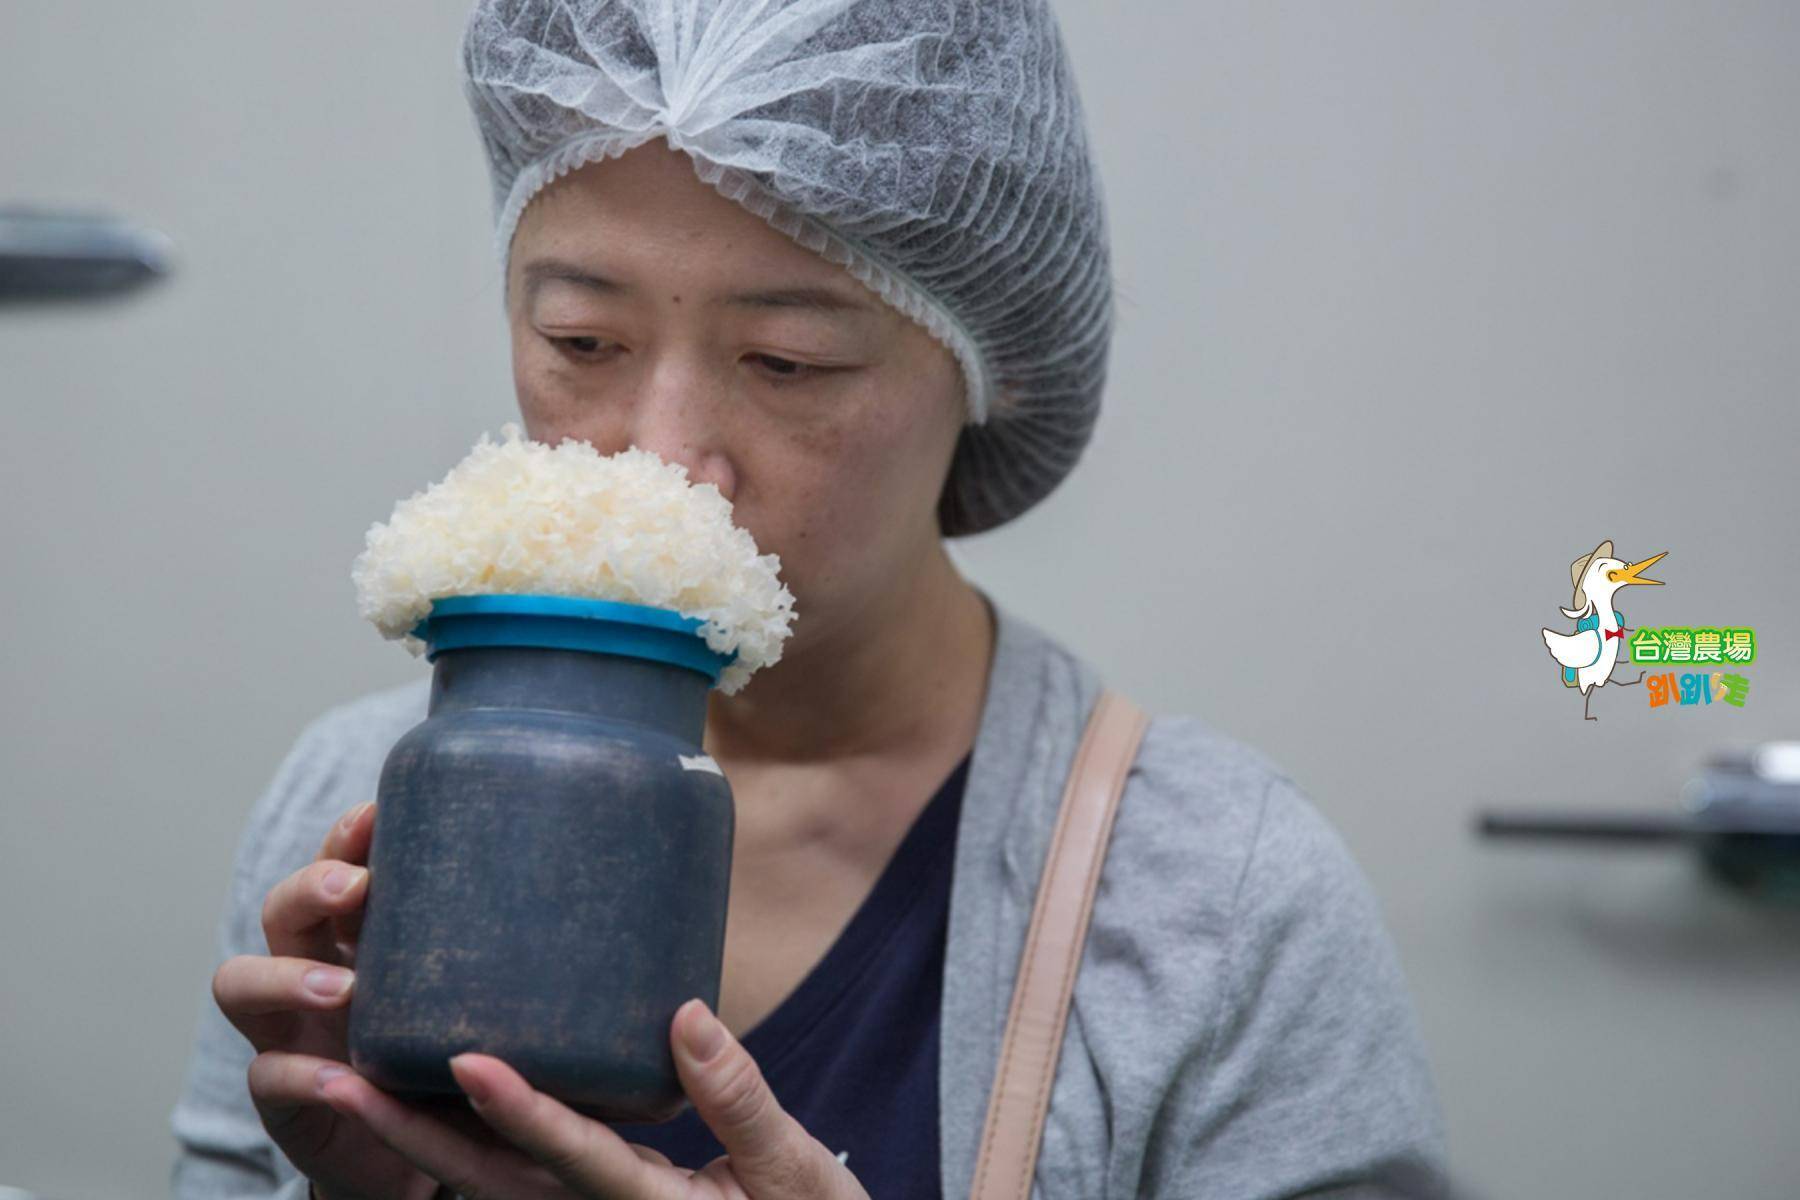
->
[351,423,795,695]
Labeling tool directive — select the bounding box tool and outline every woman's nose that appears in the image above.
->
[628,364,737,503]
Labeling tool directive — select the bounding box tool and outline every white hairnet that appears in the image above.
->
[460,0,1113,536]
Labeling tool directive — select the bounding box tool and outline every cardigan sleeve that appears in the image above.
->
[1154,772,1452,1199]
[168,713,344,1200]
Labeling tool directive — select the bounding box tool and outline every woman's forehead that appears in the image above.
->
[515,253,887,334]
[513,151,894,321]
[521,143,785,258]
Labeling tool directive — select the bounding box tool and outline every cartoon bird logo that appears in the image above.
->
[1541,539,1667,721]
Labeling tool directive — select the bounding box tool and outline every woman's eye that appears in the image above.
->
[749,353,827,383]
[549,335,616,360]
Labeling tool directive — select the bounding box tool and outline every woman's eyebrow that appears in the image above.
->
[519,257,876,320]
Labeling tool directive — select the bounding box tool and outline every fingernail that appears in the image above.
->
[305,966,354,998]
[323,866,366,896]
[338,803,368,833]
[681,1000,727,1064]
[449,1055,491,1106]
[315,1064,351,1096]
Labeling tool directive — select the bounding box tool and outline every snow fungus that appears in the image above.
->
[351,422,796,695]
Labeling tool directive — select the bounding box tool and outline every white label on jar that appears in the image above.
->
[678,753,724,776]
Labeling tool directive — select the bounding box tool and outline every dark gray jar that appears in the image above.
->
[347,593,739,1123]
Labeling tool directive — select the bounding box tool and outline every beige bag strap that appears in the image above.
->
[968,687,1150,1200]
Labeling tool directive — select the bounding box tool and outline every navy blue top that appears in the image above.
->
[604,750,971,1197]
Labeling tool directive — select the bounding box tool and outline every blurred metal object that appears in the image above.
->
[0,205,173,302]
[1477,741,1800,901]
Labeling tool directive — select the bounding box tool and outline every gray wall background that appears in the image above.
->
[2,3,1795,1198]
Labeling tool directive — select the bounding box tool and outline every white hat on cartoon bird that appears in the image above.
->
[1567,538,1612,613]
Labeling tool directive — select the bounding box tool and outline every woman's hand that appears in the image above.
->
[316,996,870,1200]
[211,801,512,1200]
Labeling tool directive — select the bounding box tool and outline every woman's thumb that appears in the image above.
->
[672,998,841,1196]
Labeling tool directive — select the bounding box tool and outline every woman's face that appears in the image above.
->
[505,139,965,657]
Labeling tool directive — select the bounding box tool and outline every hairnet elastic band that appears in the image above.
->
[490,126,996,428]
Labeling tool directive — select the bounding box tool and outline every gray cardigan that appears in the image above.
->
[170,596,1450,1198]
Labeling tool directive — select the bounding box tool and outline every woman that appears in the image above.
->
[174,1,1449,1197]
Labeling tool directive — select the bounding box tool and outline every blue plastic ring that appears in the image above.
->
[409,593,739,686]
